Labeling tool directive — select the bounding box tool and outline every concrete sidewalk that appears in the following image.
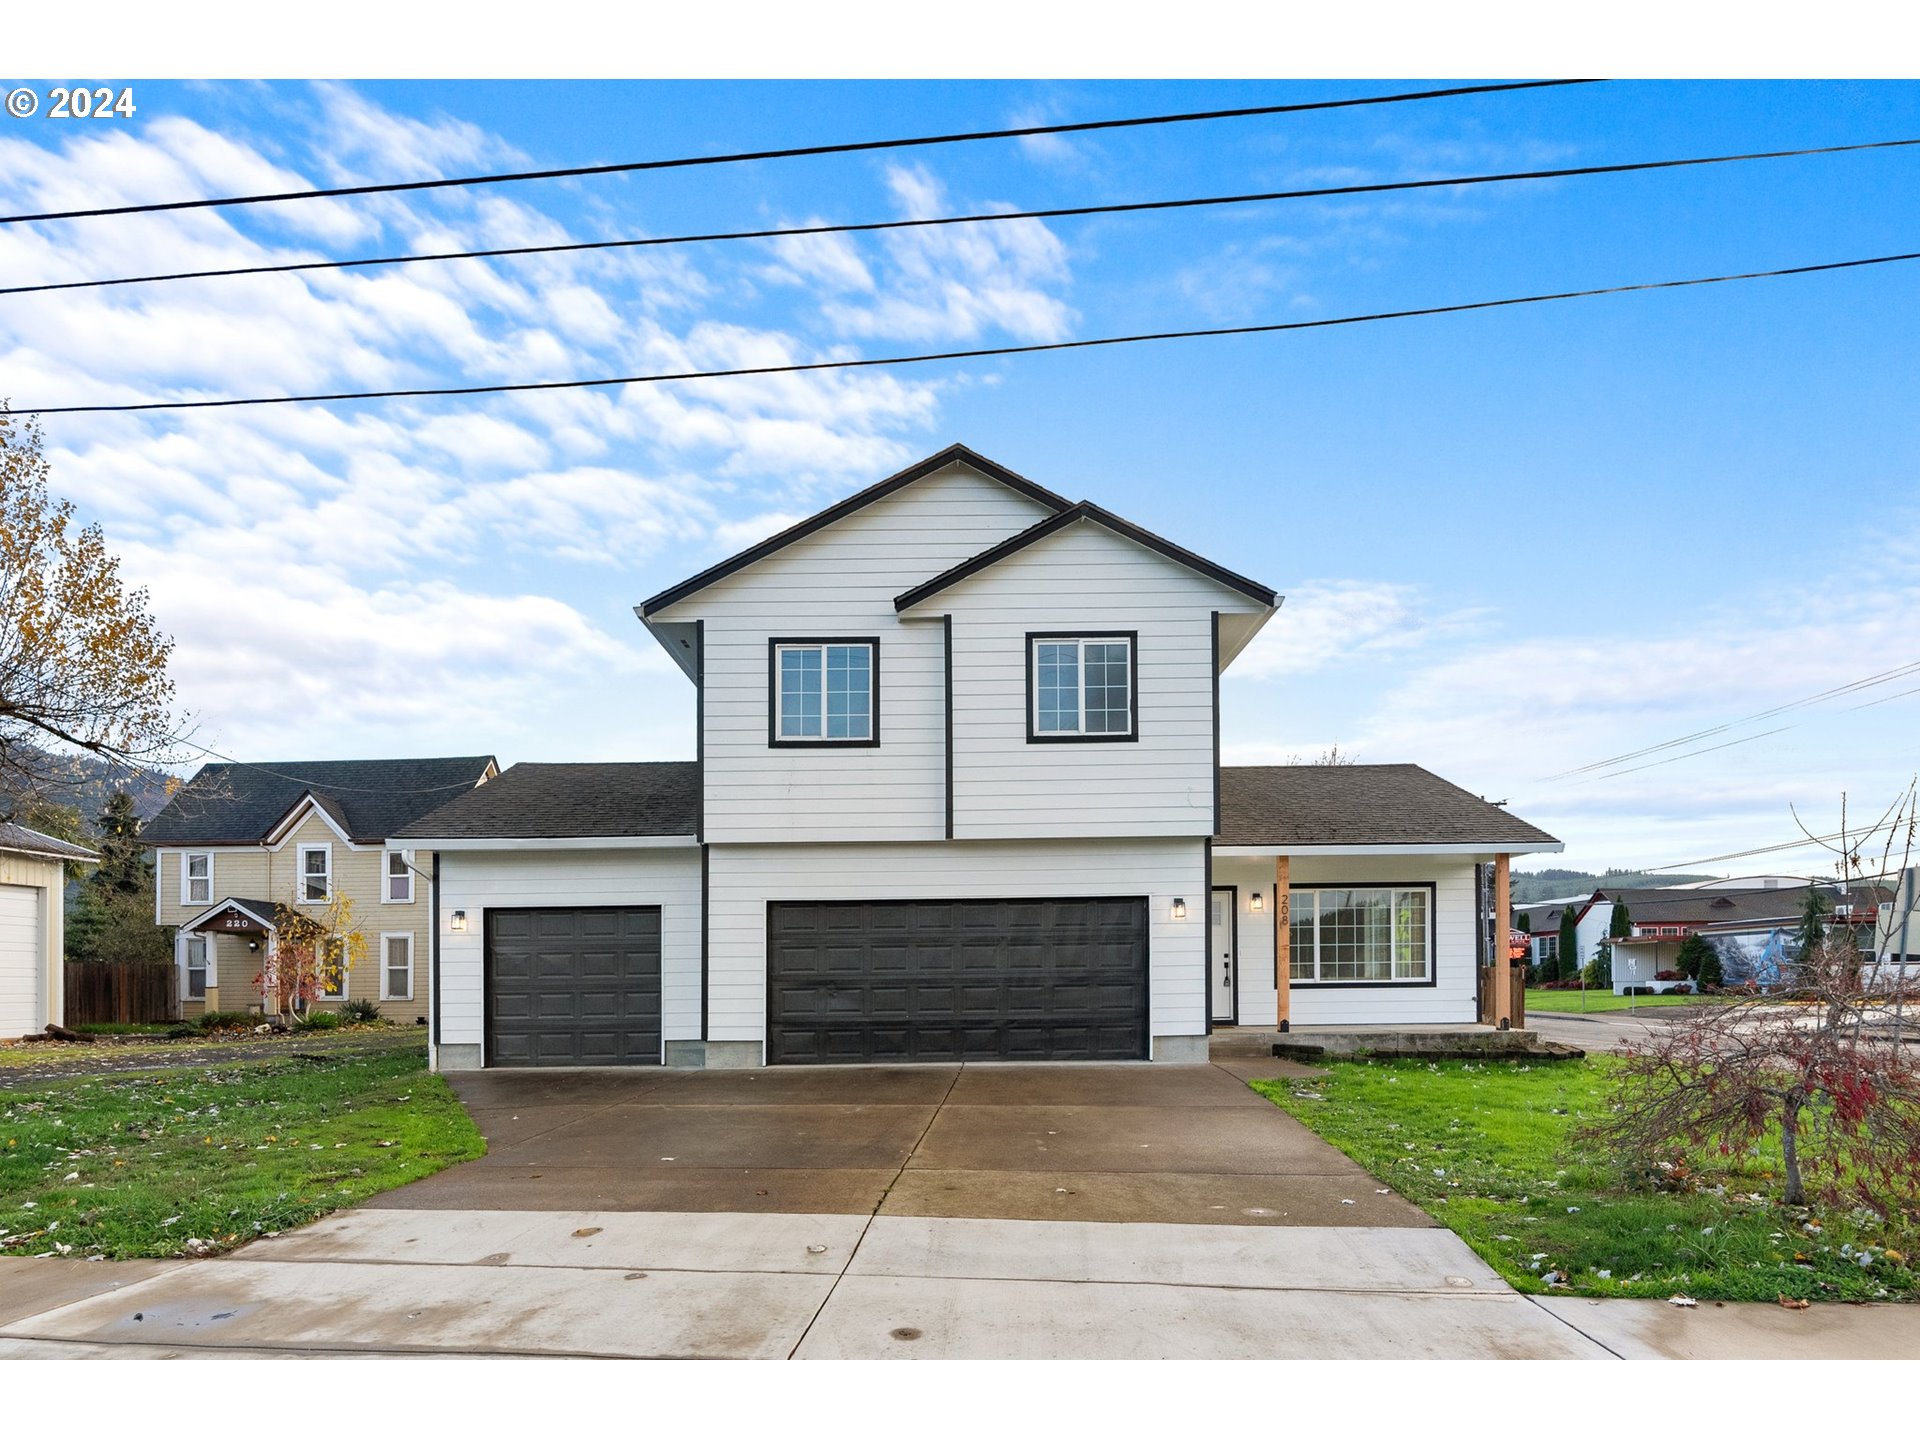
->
[0,1209,1599,1359]
[5,1211,1916,1359]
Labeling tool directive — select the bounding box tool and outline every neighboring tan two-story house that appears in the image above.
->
[142,757,497,1022]
[396,445,1559,1070]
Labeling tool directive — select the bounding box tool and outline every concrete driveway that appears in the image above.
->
[0,1059,1612,1359]
[370,1057,1425,1227]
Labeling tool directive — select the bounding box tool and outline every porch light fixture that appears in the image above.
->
[1250,892,1264,912]
[450,910,468,933]
[1171,898,1187,920]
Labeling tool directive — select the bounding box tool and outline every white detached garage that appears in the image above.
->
[0,822,99,1038]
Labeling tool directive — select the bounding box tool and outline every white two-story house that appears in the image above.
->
[401,445,1560,1069]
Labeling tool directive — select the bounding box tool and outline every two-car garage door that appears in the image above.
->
[767,897,1149,1065]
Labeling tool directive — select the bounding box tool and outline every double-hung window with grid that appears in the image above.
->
[1288,886,1432,983]
[1030,634,1134,740]
[772,640,876,744]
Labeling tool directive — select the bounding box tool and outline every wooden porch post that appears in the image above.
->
[1493,853,1512,1029]
[1274,855,1291,1031]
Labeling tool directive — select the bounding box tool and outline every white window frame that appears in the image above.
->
[1288,884,1434,985]
[380,932,414,1001]
[383,848,414,904]
[181,933,210,1002]
[1029,634,1136,740]
[180,851,213,906]
[317,935,348,1000]
[772,639,876,745]
[297,843,333,904]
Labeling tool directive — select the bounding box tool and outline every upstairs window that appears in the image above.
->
[182,852,212,905]
[298,844,332,903]
[1028,634,1135,741]
[385,849,414,903]
[771,639,877,745]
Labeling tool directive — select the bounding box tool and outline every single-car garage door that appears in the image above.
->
[485,907,661,1066]
[768,896,1148,1065]
[0,884,44,1038]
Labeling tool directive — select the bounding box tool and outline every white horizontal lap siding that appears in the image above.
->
[0,853,62,1034]
[434,847,702,1053]
[1212,854,1481,1026]
[942,522,1264,840]
[706,838,1207,1046]
[657,464,1055,845]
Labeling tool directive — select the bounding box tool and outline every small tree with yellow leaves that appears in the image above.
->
[263,893,369,1018]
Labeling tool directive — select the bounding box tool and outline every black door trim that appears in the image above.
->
[1210,883,1239,1025]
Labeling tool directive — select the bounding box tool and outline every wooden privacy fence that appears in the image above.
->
[63,962,180,1026]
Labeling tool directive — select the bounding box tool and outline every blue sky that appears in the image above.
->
[4,78,1917,874]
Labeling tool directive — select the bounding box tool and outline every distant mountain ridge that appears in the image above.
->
[4,749,176,835]
[1509,867,1720,905]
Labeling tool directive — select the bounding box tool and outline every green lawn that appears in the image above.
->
[0,1039,484,1259]
[1253,1058,1917,1303]
[1524,987,1716,1014]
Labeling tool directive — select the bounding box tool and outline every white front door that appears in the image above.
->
[0,883,45,1036]
[1210,888,1236,1022]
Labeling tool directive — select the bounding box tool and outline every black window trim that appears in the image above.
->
[1286,879,1440,990]
[1025,629,1139,744]
[767,636,881,749]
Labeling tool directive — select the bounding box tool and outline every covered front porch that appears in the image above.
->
[1207,847,1531,1034]
[175,897,278,1015]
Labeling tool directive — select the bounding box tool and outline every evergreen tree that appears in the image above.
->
[1792,888,1831,964]
[1675,931,1717,984]
[1610,901,1632,940]
[1555,906,1580,983]
[65,790,171,966]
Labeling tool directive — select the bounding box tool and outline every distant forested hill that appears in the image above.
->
[4,748,176,834]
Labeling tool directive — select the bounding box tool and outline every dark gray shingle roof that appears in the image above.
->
[1216,765,1559,849]
[395,762,699,840]
[0,821,99,862]
[140,757,497,846]
[1597,884,1889,927]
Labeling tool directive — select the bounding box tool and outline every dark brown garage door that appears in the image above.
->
[767,897,1149,1065]
[486,907,662,1067]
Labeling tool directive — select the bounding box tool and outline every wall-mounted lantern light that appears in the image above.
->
[1250,892,1264,912]
[1171,898,1187,920]
[450,910,468,933]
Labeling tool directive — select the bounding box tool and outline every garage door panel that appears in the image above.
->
[767,896,1147,1065]
[486,906,661,1067]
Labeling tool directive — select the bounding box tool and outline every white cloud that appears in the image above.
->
[1232,579,1486,680]
[819,166,1076,344]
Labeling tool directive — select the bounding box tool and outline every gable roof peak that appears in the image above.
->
[637,443,1070,618]
[894,497,1278,612]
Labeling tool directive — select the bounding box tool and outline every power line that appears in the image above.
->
[1543,658,1920,781]
[1569,726,1797,783]
[0,80,1599,227]
[11,132,1913,300]
[16,246,1920,418]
